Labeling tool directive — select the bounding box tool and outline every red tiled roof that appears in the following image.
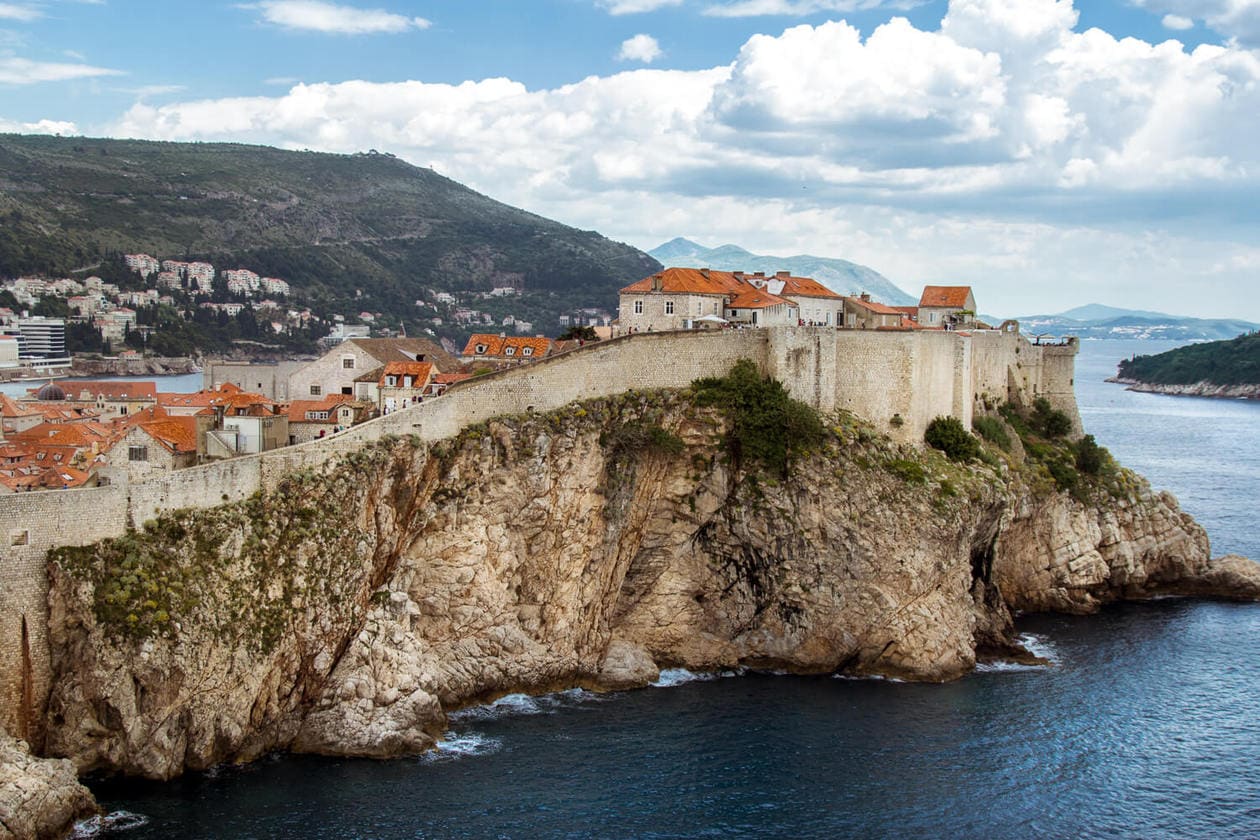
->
[620,267,747,296]
[380,361,434,384]
[461,334,554,359]
[0,394,40,418]
[919,286,973,308]
[729,287,792,309]
[62,380,158,401]
[286,395,354,423]
[778,275,842,300]
[845,296,905,316]
[433,372,473,385]
[140,417,199,454]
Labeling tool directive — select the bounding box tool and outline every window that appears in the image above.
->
[387,375,398,386]
[10,529,29,547]
[634,300,643,314]
[505,346,516,356]
[341,386,352,395]
[120,406,127,415]
[128,445,148,462]
[665,301,674,315]
[305,411,330,421]
[342,357,355,369]
[475,343,487,354]
[522,347,534,357]
[403,376,413,387]
[310,385,322,396]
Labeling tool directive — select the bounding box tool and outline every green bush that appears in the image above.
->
[602,420,685,459]
[971,416,1011,450]
[924,416,980,462]
[693,359,824,476]
[1032,397,1072,438]
[1074,434,1108,475]
[885,458,927,484]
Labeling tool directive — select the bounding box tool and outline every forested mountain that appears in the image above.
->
[0,134,660,345]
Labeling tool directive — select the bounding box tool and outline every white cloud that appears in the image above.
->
[0,116,77,133]
[0,56,122,84]
[598,0,683,13]
[1132,0,1260,45]
[100,0,1260,318]
[702,0,922,17]
[618,33,663,62]
[247,0,431,34]
[1162,12,1195,28]
[0,3,40,21]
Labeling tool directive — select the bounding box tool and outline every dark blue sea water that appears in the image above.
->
[84,340,1260,839]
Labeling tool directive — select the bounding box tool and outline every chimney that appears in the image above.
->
[861,293,871,302]
[776,271,790,279]
[700,268,710,279]
[733,271,744,282]
[651,273,663,292]
[753,272,765,278]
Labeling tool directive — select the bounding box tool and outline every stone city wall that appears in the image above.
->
[0,326,1077,735]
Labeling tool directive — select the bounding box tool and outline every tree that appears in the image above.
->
[558,325,599,342]
[925,416,980,461]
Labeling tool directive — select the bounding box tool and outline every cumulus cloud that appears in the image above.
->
[0,116,76,133]
[1162,12,1195,28]
[247,0,431,34]
[598,0,683,13]
[618,33,663,62]
[0,3,40,21]
[0,55,122,84]
[703,0,921,16]
[98,0,1260,317]
[1132,0,1260,45]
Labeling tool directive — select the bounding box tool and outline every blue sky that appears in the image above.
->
[3,0,1259,318]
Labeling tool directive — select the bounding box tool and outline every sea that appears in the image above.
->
[67,340,1260,838]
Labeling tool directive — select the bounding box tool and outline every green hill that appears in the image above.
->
[1117,332,1260,386]
[0,134,660,344]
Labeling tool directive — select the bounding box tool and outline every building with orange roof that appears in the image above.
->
[286,395,372,444]
[288,338,455,403]
[102,416,203,484]
[378,361,434,413]
[617,267,848,333]
[918,286,977,329]
[461,334,556,367]
[843,294,908,330]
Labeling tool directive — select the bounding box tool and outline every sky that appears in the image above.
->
[2,0,1259,319]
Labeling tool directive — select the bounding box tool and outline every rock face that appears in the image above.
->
[0,732,96,840]
[1108,377,1260,400]
[41,393,1260,780]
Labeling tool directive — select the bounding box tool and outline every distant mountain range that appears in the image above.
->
[1014,306,1259,342]
[648,238,916,306]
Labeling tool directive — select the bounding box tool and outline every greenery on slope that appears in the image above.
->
[0,134,660,343]
[1117,332,1260,386]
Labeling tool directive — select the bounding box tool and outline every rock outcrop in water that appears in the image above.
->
[0,731,96,840]
[39,389,1260,782]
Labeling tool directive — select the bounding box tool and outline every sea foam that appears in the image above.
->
[72,811,149,837]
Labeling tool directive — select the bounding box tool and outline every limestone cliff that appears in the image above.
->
[40,389,1259,781]
[0,732,96,840]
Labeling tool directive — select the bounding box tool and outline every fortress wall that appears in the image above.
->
[0,326,1080,737]
[0,486,129,739]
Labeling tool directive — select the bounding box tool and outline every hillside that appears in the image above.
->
[649,238,915,306]
[0,134,660,345]
[1116,332,1260,387]
[1016,306,1259,341]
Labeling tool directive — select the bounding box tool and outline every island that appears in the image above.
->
[1111,331,1260,399]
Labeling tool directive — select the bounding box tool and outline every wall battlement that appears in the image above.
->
[0,326,1077,737]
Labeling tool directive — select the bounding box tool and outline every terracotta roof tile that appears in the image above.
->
[729,288,792,309]
[462,334,554,359]
[919,286,973,309]
[140,418,199,454]
[845,296,905,316]
[62,380,158,401]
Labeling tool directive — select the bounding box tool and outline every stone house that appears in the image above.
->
[105,417,201,483]
[54,380,157,420]
[378,361,434,413]
[286,395,372,444]
[918,286,977,329]
[843,294,908,330]
[288,338,455,401]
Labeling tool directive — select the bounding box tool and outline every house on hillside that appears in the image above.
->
[461,334,556,367]
[289,338,456,401]
[918,286,977,329]
[843,294,908,330]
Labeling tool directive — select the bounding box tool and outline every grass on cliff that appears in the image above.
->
[692,359,824,477]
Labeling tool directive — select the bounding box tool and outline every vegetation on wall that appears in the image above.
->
[1117,331,1260,386]
[692,359,824,476]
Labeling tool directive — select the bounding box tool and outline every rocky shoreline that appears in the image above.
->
[1107,377,1260,400]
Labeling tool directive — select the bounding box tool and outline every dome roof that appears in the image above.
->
[35,381,66,401]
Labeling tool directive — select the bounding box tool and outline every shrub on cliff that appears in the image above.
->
[925,416,980,462]
[1074,434,1108,475]
[692,359,824,476]
[1032,397,1073,439]
[971,415,1011,451]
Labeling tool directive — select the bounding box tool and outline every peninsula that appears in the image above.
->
[1110,332,1260,399]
